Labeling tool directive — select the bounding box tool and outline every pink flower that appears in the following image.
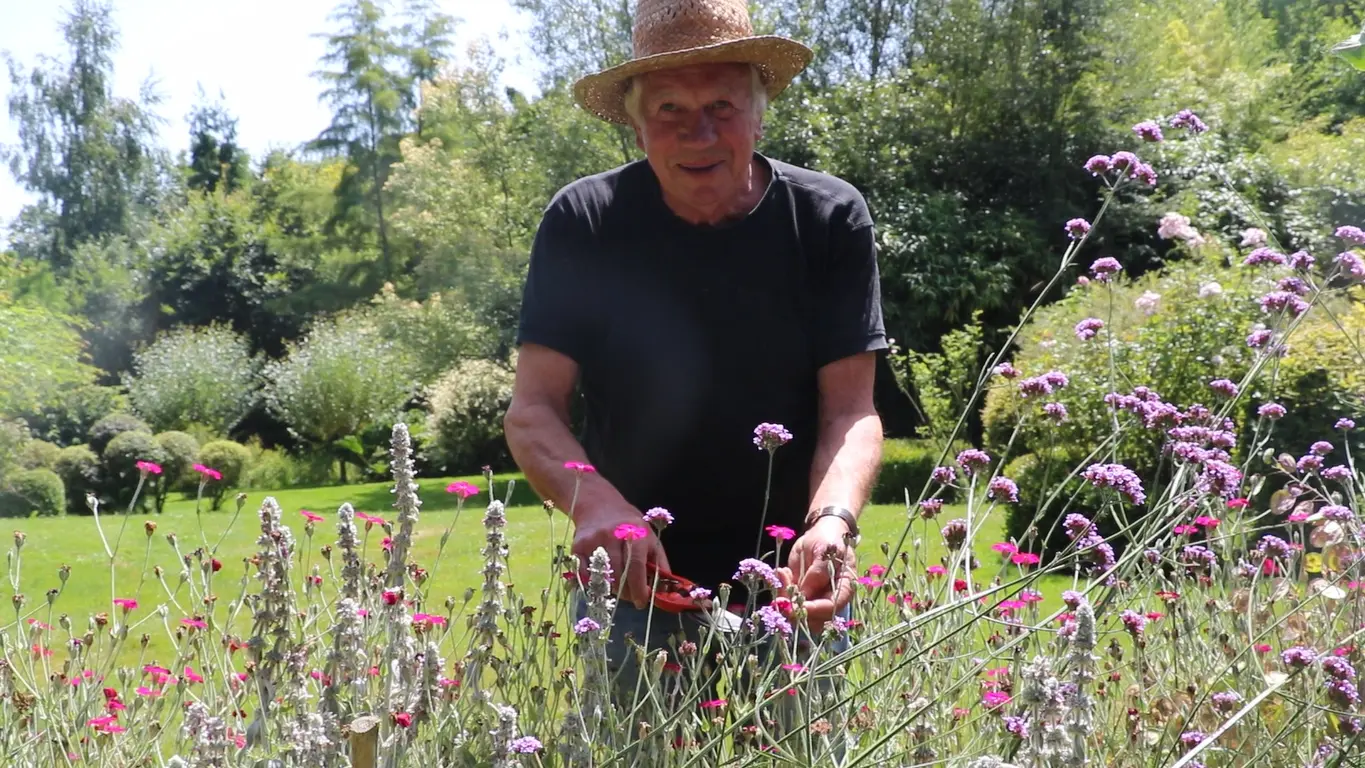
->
[382,588,402,606]
[183,666,204,684]
[1019,589,1044,604]
[983,691,1011,708]
[867,564,887,577]
[857,576,883,588]
[113,598,138,612]
[766,525,796,541]
[1011,553,1040,566]
[27,618,53,630]
[413,613,448,628]
[1194,516,1220,528]
[1227,498,1249,509]
[180,618,207,629]
[392,711,413,728]
[700,699,727,709]
[564,461,596,473]
[135,686,162,697]
[613,523,648,541]
[301,510,324,523]
[781,663,806,673]
[991,542,1019,555]
[445,481,479,498]
[191,464,223,481]
[356,511,386,526]
[926,565,947,578]
[135,460,162,475]
[381,536,393,551]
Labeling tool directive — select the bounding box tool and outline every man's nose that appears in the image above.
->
[678,111,717,145]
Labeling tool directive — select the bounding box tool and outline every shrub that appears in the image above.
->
[0,468,65,517]
[101,431,168,511]
[870,438,970,505]
[53,445,100,514]
[17,384,128,446]
[152,431,199,512]
[424,356,516,474]
[196,440,252,510]
[88,413,151,456]
[263,311,418,483]
[18,439,59,471]
[125,324,260,434]
[0,418,29,485]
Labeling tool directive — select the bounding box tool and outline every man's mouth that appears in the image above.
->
[678,161,722,174]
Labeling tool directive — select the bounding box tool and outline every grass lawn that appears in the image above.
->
[7,472,1069,668]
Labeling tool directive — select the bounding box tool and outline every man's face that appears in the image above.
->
[630,63,763,222]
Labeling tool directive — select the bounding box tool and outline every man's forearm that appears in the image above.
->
[504,402,626,521]
[807,411,883,521]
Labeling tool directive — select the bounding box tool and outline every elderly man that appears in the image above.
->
[504,0,886,698]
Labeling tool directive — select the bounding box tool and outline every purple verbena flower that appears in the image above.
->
[1170,109,1208,134]
[1211,691,1242,713]
[1002,715,1029,739]
[941,519,969,550]
[1090,257,1123,281]
[1084,155,1111,175]
[987,476,1019,503]
[1062,590,1084,608]
[1196,460,1242,499]
[1082,463,1147,505]
[753,422,793,451]
[1323,466,1352,482]
[1074,317,1104,340]
[1337,226,1365,245]
[1288,250,1316,271]
[918,498,944,518]
[993,362,1020,379]
[1063,514,1095,540]
[1258,403,1286,420]
[573,617,601,635]
[1065,218,1091,240]
[1277,276,1310,296]
[1257,535,1292,560]
[754,604,793,636]
[1110,151,1140,173]
[1282,646,1318,669]
[1208,378,1239,398]
[644,507,674,526]
[1311,441,1334,456]
[1320,505,1354,522]
[1297,455,1324,474]
[1259,291,1310,318]
[1043,402,1068,422]
[1133,163,1158,186]
[1133,120,1164,142]
[1322,656,1357,681]
[1180,731,1207,749]
[931,465,957,485]
[1120,609,1147,636]
[1328,678,1360,708]
[1018,376,1053,398]
[957,449,992,476]
[1337,418,1356,431]
[1336,251,1365,279]
[508,736,543,754]
[1246,329,1273,348]
[1243,247,1287,267]
[734,558,782,590]
[1042,371,1069,389]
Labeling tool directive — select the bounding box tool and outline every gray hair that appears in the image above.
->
[622,64,768,127]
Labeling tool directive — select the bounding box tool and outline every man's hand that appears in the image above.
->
[787,517,856,631]
[572,506,671,610]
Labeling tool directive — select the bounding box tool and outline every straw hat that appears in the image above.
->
[573,0,813,125]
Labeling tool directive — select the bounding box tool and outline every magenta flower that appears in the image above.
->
[113,598,138,612]
[991,542,1018,555]
[689,586,712,599]
[613,523,648,541]
[445,481,479,498]
[1074,317,1104,340]
[1012,552,1040,566]
[1132,120,1163,142]
[135,461,162,475]
[752,422,793,451]
[1089,257,1122,281]
[301,510,324,523]
[412,613,447,628]
[1018,376,1053,398]
[766,524,796,541]
[180,618,207,629]
[982,691,1011,709]
[191,463,222,481]
[1323,466,1352,482]
[1337,225,1365,245]
[1132,162,1157,185]
[1170,109,1208,133]
[564,461,596,473]
[1065,218,1091,240]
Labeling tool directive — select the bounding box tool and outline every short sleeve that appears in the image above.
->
[810,211,888,370]
[515,198,599,364]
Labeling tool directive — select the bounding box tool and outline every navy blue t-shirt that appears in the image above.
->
[515,153,887,591]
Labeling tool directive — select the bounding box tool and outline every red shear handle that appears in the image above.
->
[644,561,702,613]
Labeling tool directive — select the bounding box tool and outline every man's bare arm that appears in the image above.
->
[807,350,883,521]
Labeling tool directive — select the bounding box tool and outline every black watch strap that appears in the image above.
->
[805,505,860,538]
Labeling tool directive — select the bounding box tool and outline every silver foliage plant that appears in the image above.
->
[2,109,1365,767]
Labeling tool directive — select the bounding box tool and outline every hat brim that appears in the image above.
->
[573,36,813,124]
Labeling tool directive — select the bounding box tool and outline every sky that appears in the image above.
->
[0,0,542,248]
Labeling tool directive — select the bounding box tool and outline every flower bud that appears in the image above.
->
[58,564,70,583]
[13,531,25,549]
[144,521,157,536]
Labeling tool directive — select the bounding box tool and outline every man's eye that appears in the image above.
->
[658,102,677,112]
[712,100,734,111]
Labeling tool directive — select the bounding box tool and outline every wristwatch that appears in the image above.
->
[805,505,860,539]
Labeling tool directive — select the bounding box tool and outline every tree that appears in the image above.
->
[396,0,459,139]
[0,302,100,422]
[186,91,252,194]
[310,0,412,281]
[1,0,165,269]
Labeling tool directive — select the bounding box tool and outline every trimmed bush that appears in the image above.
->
[19,439,60,471]
[424,356,516,474]
[0,468,66,517]
[54,445,100,514]
[125,324,260,434]
[870,438,970,505]
[88,413,151,456]
[102,431,168,510]
[197,440,252,510]
[152,431,200,512]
